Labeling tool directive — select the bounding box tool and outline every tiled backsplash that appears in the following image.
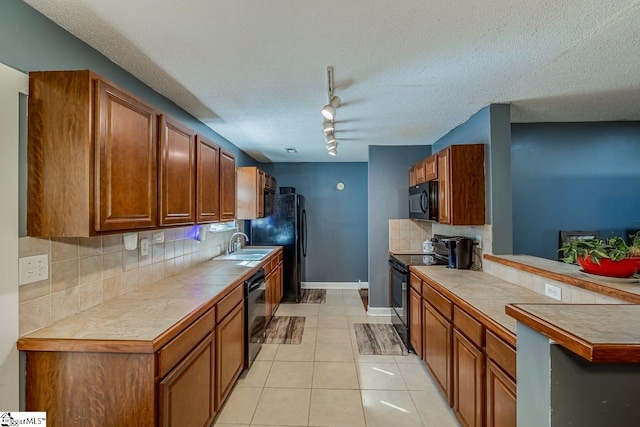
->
[18,225,240,335]
[389,220,432,252]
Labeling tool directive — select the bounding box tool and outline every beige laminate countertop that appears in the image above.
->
[411,265,559,345]
[17,246,281,353]
[486,254,640,303]
[506,304,640,363]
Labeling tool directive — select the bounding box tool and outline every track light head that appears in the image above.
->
[327,144,338,156]
[321,96,341,120]
[323,120,335,133]
[325,131,337,144]
[326,140,338,151]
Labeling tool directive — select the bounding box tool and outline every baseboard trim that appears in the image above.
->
[302,282,365,290]
[367,306,392,316]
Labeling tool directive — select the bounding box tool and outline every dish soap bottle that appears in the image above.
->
[235,237,242,252]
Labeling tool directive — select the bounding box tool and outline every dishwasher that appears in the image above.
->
[245,268,266,368]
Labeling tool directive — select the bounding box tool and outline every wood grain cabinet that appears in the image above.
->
[159,115,196,226]
[437,144,485,225]
[236,166,276,219]
[485,331,517,427]
[264,253,284,324]
[220,149,236,221]
[409,165,417,187]
[425,154,438,181]
[196,135,221,223]
[423,299,453,405]
[453,329,484,427]
[415,160,426,184]
[409,272,423,358]
[28,70,159,236]
[214,284,245,410]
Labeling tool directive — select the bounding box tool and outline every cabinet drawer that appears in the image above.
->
[410,272,422,293]
[453,306,483,348]
[159,307,215,378]
[422,283,452,320]
[216,283,244,323]
[485,330,516,379]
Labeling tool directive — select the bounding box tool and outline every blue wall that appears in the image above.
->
[260,162,369,283]
[368,145,432,307]
[511,122,640,260]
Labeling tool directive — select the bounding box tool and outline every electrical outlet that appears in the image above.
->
[545,283,562,301]
[140,238,150,257]
[475,234,482,249]
[153,231,165,244]
[19,254,49,285]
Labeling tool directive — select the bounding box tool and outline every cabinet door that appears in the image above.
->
[409,287,423,358]
[159,115,196,226]
[265,270,274,320]
[95,80,157,231]
[486,359,516,427]
[258,170,265,218]
[276,262,283,305]
[215,302,245,409]
[423,301,452,406]
[196,135,220,223]
[220,149,236,221]
[409,166,417,187]
[415,161,426,184]
[160,332,215,427]
[425,155,438,181]
[437,148,451,224]
[453,329,484,427]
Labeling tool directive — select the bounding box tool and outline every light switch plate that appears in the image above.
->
[19,254,49,285]
[140,238,150,257]
[545,283,562,301]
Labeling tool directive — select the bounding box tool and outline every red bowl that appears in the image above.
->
[577,256,640,278]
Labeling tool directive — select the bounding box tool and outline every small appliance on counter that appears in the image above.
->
[442,236,474,269]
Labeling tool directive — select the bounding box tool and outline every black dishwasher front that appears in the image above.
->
[245,268,266,367]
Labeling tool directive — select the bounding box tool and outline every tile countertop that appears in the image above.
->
[485,254,640,303]
[17,246,282,353]
[506,304,640,363]
[411,266,559,345]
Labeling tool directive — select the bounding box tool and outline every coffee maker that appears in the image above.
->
[443,237,474,269]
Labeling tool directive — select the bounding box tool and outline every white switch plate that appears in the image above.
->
[153,231,165,244]
[19,254,49,285]
[475,234,482,249]
[545,283,562,301]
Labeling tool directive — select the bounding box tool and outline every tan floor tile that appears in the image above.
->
[376,316,393,324]
[316,328,351,344]
[276,303,320,316]
[361,390,423,427]
[318,305,347,316]
[347,316,377,327]
[301,327,317,343]
[345,305,368,316]
[325,289,343,297]
[252,388,311,426]
[303,315,319,328]
[317,315,348,329]
[357,362,407,390]
[265,361,314,388]
[214,424,249,427]
[236,361,272,388]
[323,296,345,307]
[256,344,279,361]
[308,389,365,427]
[274,341,316,362]
[215,386,262,425]
[398,362,432,391]
[410,390,458,427]
[394,354,421,364]
[315,342,354,362]
[312,362,359,389]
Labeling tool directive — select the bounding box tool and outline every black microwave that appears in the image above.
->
[409,181,438,221]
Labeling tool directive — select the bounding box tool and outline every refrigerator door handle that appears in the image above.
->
[302,209,307,257]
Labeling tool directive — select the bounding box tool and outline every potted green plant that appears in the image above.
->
[560,232,640,278]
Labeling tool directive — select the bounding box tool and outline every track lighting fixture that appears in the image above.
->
[322,66,341,157]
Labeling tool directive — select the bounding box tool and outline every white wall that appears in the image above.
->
[0,62,27,409]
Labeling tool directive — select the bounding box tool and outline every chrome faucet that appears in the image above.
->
[227,232,249,254]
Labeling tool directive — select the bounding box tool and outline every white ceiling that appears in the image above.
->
[24,0,640,162]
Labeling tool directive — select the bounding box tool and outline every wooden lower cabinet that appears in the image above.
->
[423,300,452,405]
[160,332,215,427]
[486,359,516,427]
[409,287,423,358]
[215,302,245,409]
[453,329,484,427]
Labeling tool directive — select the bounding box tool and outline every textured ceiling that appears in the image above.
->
[23,0,640,162]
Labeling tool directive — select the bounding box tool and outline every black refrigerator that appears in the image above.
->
[250,193,307,302]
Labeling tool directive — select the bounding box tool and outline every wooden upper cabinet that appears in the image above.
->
[236,166,273,220]
[437,144,485,225]
[415,160,426,185]
[220,149,236,221]
[196,135,221,223]
[159,115,196,226]
[409,166,417,187]
[27,70,160,237]
[425,155,438,181]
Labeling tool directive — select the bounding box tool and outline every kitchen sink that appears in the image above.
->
[217,248,272,261]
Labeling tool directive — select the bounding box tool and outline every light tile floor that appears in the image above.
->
[215,289,459,427]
